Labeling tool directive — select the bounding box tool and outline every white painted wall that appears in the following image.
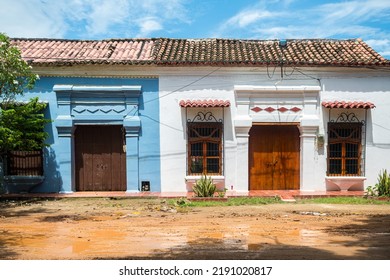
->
[159,73,236,192]
[159,67,390,192]
[321,76,390,187]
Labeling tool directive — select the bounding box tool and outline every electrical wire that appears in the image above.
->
[266,63,277,79]
[126,66,222,118]
[142,66,222,106]
[294,68,322,88]
[283,66,296,77]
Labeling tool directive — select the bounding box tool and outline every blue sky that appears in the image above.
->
[1,0,389,58]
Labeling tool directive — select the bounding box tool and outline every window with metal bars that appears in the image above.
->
[187,122,222,175]
[5,150,44,176]
[327,122,362,176]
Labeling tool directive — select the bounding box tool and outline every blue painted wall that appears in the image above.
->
[19,76,161,193]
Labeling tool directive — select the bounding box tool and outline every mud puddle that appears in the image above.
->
[1,199,390,259]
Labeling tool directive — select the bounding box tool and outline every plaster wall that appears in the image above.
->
[159,71,320,192]
[18,76,161,193]
[11,67,390,193]
[320,76,390,187]
[159,69,390,192]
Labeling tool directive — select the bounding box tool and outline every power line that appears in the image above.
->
[126,67,222,118]
[143,67,222,106]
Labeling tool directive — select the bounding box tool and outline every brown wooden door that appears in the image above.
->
[75,125,126,191]
[249,125,300,190]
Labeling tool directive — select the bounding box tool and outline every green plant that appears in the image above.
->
[1,33,39,106]
[1,33,41,188]
[375,169,390,197]
[0,97,51,153]
[216,187,227,198]
[192,174,217,197]
[174,197,192,207]
[365,185,378,197]
[366,170,390,197]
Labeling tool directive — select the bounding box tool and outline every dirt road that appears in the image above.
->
[1,198,389,260]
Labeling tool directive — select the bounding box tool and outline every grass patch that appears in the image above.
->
[224,196,282,206]
[170,196,390,207]
[169,196,281,208]
[296,196,390,205]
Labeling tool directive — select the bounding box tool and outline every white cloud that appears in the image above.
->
[84,0,131,36]
[0,0,69,38]
[366,39,390,58]
[137,18,163,37]
[0,0,190,39]
[226,10,274,28]
[320,0,390,23]
[137,0,190,23]
[367,39,390,48]
[213,0,390,58]
[309,1,390,57]
[214,1,282,38]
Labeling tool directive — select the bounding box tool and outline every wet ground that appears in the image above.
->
[1,198,390,260]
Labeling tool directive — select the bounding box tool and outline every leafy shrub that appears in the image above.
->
[216,187,227,198]
[376,169,390,197]
[0,97,51,153]
[365,185,378,197]
[174,197,192,207]
[367,169,390,197]
[192,175,216,197]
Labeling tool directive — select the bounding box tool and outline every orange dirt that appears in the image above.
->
[0,198,389,260]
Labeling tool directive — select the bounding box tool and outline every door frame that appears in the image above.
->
[249,123,300,190]
[234,85,321,192]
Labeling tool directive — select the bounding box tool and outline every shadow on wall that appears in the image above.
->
[43,104,55,146]
[224,107,234,142]
[32,105,62,193]
[0,148,62,194]
[32,147,62,193]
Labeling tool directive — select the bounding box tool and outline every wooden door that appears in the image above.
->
[75,125,126,191]
[249,125,300,190]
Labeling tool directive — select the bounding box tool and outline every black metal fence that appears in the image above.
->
[5,150,43,176]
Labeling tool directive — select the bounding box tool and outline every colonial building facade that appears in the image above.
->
[8,38,390,194]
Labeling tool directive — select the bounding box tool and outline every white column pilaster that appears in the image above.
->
[299,123,319,191]
[234,125,252,193]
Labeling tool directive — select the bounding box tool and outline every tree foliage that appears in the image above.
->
[0,33,44,193]
[0,32,38,106]
[0,98,51,153]
[0,33,49,153]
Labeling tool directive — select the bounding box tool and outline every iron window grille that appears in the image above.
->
[5,150,44,176]
[327,112,365,176]
[187,111,223,176]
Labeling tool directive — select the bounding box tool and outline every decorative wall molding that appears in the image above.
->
[72,105,126,114]
[251,106,302,113]
[332,112,363,124]
[54,84,142,135]
[187,111,222,123]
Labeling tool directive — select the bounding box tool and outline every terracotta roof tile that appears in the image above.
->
[179,99,231,108]
[154,38,390,66]
[11,38,390,67]
[12,38,155,66]
[322,101,376,109]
